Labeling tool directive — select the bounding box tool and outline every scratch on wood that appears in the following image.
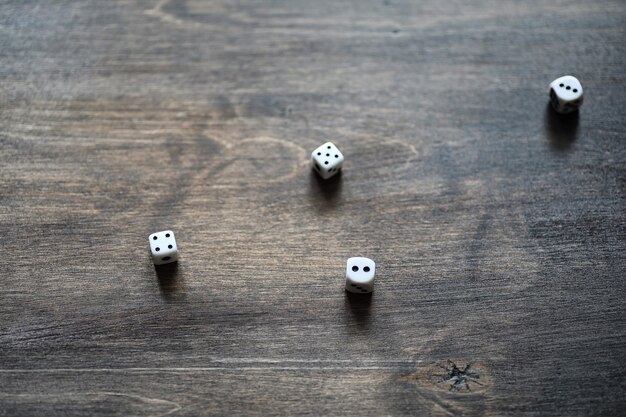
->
[0,392,182,417]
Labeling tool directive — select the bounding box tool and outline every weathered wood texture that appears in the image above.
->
[1,0,625,415]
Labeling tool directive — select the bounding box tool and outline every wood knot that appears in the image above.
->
[400,359,490,393]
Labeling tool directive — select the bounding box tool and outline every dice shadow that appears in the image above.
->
[344,290,372,329]
[154,262,185,302]
[544,103,579,151]
[309,170,342,206]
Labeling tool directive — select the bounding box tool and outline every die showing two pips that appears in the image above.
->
[345,257,376,294]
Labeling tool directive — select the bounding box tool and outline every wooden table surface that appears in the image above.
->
[1,0,625,416]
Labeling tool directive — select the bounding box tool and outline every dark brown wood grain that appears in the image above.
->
[1,0,625,415]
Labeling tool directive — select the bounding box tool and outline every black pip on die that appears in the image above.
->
[345,257,376,294]
[311,142,344,180]
[549,75,583,114]
[148,230,178,265]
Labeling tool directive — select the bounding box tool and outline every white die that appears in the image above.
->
[549,75,583,114]
[148,230,178,265]
[311,142,344,180]
[345,257,376,294]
